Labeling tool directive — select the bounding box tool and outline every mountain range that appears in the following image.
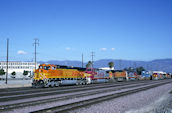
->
[39,58,172,73]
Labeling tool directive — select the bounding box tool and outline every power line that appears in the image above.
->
[33,39,39,71]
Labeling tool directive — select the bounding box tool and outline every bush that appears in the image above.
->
[23,70,29,76]
[0,69,5,76]
[11,71,16,78]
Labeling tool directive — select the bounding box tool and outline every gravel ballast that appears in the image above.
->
[71,83,172,113]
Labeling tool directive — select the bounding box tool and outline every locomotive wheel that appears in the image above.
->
[55,82,59,87]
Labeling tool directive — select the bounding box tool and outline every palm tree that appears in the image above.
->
[108,62,114,70]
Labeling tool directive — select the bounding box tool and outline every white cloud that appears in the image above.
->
[100,48,107,51]
[17,50,27,55]
[111,48,115,51]
[65,47,71,51]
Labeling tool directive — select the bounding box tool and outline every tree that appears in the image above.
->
[123,67,135,72]
[136,66,145,75]
[28,71,33,78]
[23,70,28,76]
[128,67,134,72]
[108,62,114,70]
[11,71,16,78]
[0,69,5,76]
[86,61,92,68]
[124,68,128,71]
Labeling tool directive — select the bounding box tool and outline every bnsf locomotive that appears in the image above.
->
[32,64,113,87]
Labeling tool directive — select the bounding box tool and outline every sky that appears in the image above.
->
[0,0,172,62]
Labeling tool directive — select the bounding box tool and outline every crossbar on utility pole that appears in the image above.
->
[33,39,39,71]
[6,38,9,84]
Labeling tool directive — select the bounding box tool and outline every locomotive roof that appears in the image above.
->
[56,65,86,71]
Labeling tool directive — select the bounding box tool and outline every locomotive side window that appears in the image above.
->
[44,66,50,70]
[52,66,56,70]
[39,66,43,69]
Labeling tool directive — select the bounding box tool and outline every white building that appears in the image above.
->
[0,61,40,78]
[99,67,115,71]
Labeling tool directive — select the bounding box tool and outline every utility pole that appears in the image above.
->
[91,52,95,69]
[82,53,84,68]
[146,64,149,71]
[33,39,39,71]
[6,38,9,84]
[134,62,137,71]
[119,59,122,70]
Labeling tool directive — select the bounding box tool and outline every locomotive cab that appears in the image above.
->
[32,64,59,87]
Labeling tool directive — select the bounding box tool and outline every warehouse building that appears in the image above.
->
[0,61,39,78]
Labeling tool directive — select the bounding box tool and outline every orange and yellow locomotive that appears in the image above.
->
[32,64,87,87]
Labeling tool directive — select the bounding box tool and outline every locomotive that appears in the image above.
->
[32,64,112,87]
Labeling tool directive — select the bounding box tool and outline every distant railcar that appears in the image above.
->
[141,71,152,80]
[152,71,166,80]
[128,72,138,80]
[112,70,128,81]
[84,68,111,83]
[166,73,172,79]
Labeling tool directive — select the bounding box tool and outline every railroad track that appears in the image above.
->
[0,81,131,95]
[0,80,171,113]
[0,80,163,102]
[0,80,147,94]
[0,82,156,111]
[30,80,172,113]
[0,80,163,96]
